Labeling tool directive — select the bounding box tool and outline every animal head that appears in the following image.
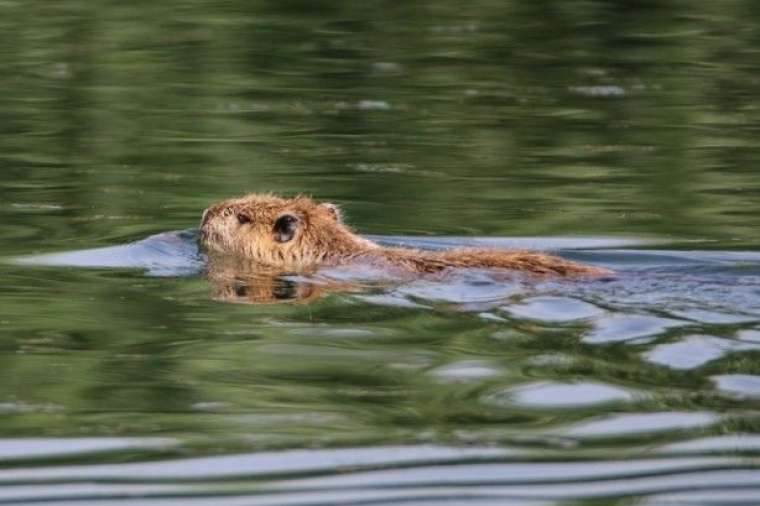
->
[199,193,375,270]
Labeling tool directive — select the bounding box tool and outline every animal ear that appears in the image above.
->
[320,202,342,222]
[273,213,299,243]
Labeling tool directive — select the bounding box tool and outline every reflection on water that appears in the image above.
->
[8,231,760,503]
[3,0,760,503]
[488,381,636,409]
[559,411,718,439]
[504,296,605,322]
[645,334,760,370]
[0,442,757,504]
[713,374,760,400]
[0,437,177,462]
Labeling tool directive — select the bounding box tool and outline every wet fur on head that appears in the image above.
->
[199,193,377,271]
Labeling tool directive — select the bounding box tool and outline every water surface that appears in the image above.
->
[3,1,760,504]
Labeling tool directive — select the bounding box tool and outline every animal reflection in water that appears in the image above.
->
[199,193,611,304]
[204,258,359,304]
[210,274,324,304]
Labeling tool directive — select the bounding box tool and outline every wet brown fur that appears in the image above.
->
[199,193,611,277]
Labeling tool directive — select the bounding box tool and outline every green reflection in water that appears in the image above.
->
[1,3,760,502]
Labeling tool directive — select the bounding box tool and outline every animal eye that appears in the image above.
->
[237,213,251,225]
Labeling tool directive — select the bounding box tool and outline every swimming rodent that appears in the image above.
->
[198,193,611,278]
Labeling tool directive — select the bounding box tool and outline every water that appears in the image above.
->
[3,1,760,504]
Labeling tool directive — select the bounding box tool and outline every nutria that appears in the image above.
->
[199,193,610,278]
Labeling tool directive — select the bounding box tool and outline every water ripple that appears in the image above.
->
[645,335,760,370]
[0,449,755,505]
[486,381,636,409]
[559,412,718,439]
[7,233,760,505]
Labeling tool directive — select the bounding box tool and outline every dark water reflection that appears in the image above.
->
[3,1,760,504]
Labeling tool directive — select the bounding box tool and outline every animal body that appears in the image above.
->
[199,194,610,278]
